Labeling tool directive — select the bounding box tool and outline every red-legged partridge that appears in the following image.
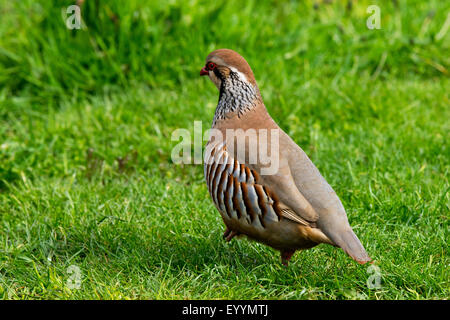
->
[200,49,371,266]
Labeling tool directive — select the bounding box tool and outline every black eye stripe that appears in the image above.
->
[213,67,225,80]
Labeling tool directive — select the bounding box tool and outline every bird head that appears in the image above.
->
[200,49,257,90]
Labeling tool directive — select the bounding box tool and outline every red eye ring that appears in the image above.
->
[207,62,216,70]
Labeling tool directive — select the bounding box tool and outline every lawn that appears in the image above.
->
[0,0,448,299]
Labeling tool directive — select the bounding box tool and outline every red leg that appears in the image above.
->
[223,228,231,239]
[281,250,296,266]
[225,230,239,242]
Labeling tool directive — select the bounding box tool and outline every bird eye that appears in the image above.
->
[207,62,216,70]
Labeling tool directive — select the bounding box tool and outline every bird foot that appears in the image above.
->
[223,228,239,242]
[281,250,296,266]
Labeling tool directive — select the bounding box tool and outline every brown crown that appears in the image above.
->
[205,49,257,86]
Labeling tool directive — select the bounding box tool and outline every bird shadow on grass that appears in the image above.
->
[57,222,349,290]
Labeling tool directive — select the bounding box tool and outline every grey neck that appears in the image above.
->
[212,71,259,125]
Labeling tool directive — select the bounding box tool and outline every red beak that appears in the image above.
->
[200,67,209,76]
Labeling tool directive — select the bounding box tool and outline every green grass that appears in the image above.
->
[0,0,449,299]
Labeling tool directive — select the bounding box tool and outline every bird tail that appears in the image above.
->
[326,228,371,264]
